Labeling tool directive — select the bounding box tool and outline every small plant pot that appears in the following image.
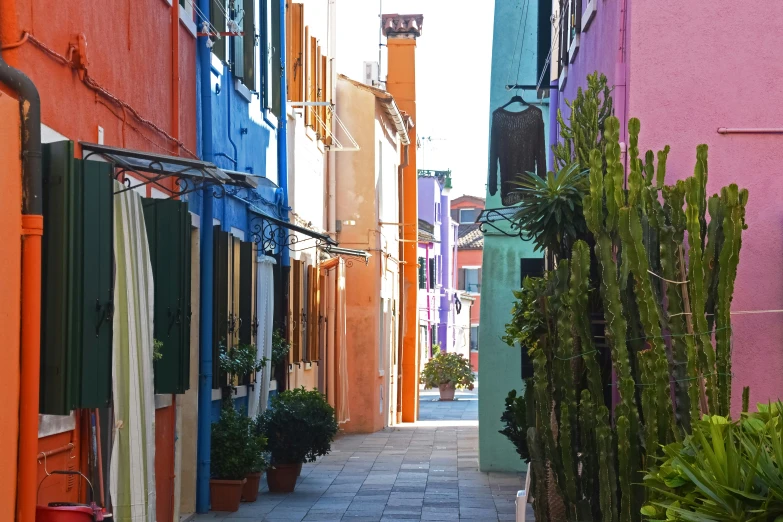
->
[439,382,456,401]
[210,478,246,512]
[266,463,300,493]
[297,462,303,476]
[242,472,262,502]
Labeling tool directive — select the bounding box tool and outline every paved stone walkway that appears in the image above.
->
[195,387,531,521]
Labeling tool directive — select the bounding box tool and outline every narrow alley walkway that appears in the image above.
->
[195,387,531,521]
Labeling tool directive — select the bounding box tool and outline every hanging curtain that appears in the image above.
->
[110,183,156,522]
[335,259,350,424]
[250,255,276,418]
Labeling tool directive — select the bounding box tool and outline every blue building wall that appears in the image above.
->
[478,0,550,472]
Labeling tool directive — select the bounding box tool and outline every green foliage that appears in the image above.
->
[219,342,263,381]
[153,338,164,361]
[210,404,254,480]
[510,163,590,259]
[420,347,475,389]
[256,387,338,465]
[499,386,533,462]
[272,328,291,366]
[504,71,749,522]
[642,403,783,521]
[246,418,269,473]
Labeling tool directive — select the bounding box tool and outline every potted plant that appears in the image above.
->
[210,405,251,512]
[219,341,263,394]
[241,420,268,502]
[256,387,338,493]
[420,346,475,401]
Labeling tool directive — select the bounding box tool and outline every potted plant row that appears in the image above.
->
[209,403,268,511]
[256,387,339,493]
[420,346,476,401]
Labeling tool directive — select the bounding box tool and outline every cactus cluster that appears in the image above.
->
[507,74,749,522]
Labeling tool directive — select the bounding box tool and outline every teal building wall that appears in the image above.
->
[478,0,549,472]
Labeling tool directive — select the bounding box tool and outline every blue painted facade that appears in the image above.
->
[477,0,550,472]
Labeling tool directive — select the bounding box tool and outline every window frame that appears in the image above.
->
[458,208,478,224]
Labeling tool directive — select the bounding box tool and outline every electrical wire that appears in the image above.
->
[505,0,531,90]
[535,7,565,90]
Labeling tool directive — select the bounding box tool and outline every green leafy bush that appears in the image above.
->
[246,419,269,474]
[271,328,291,366]
[499,385,534,462]
[219,342,263,381]
[643,403,783,521]
[256,387,338,465]
[420,346,475,389]
[210,404,253,480]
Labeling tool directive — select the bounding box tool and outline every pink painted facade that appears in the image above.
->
[553,0,783,413]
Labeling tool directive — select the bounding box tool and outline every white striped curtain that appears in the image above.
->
[249,254,276,418]
[110,183,156,522]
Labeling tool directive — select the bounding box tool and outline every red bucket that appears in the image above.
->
[36,470,106,522]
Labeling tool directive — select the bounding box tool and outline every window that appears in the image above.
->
[418,257,426,289]
[435,202,441,222]
[378,140,384,218]
[470,326,479,351]
[263,0,282,116]
[521,257,545,286]
[459,208,479,224]
[428,258,435,289]
[450,208,460,222]
[459,267,482,293]
[559,0,582,69]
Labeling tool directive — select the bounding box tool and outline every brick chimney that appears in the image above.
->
[382,13,422,423]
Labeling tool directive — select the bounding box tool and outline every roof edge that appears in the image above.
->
[338,74,411,145]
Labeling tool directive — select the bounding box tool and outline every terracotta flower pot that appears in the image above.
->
[296,462,303,476]
[266,463,300,493]
[210,478,246,512]
[242,472,262,502]
[439,382,456,401]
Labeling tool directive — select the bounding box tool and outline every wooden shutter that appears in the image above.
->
[241,0,256,87]
[212,227,231,388]
[263,0,274,110]
[307,265,319,361]
[303,26,312,127]
[287,2,304,102]
[238,242,254,345]
[211,0,226,62]
[317,48,325,136]
[142,198,192,394]
[291,260,302,362]
[418,257,426,289]
[458,268,465,291]
[324,55,332,145]
[233,0,244,76]
[536,0,552,85]
[231,236,241,352]
[428,258,435,289]
[41,141,113,414]
[271,0,282,115]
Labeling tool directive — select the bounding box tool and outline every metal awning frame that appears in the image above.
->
[476,207,529,240]
[249,208,337,253]
[324,245,371,267]
[80,142,241,199]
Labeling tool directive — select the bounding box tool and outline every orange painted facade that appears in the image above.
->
[1,0,197,517]
[384,18,421,423]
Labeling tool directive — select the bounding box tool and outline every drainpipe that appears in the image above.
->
[0,40,43,522]
[278,0,290,269]
[196,0,215,511]
[548,79,558,170]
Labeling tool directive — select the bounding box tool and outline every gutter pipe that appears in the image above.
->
[278,0,290,269]
[196,0,215,511]
[1,36,43,522]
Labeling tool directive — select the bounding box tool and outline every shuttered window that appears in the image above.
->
[142,199,192,394]
[212,227,231,388]
[211,0,227,62]
[233,0,257,89]
[287,2,305,103]
[418,257,426,289]
[307,265,320,361]
[290,260,303,362]
[40,141,114,415]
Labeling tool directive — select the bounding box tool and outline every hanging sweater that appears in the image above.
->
[488,106,547,206]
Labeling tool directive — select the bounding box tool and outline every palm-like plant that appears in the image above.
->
[510,163,590,259]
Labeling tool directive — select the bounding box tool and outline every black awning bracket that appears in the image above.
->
[324,245,371,267]
[476,207,530,240]
[80,142,240,199]
[249,208,337,253]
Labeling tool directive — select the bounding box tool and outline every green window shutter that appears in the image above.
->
[262,0,273,110]
[418,257,425,289]
[241,0,257,88]
[211,0,227,62]
[142,198,192,394]
[40,141,113,415]
[239,241,254,345]
[212,227,230,388]
[270,0,281,116]
[233,0,244,77]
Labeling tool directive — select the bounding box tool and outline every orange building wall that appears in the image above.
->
[0,92,22,520]
[386,37,419,423]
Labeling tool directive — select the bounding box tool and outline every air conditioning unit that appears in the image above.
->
[363,61,379,86]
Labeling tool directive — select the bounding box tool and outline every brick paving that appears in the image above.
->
[195,387,533,521]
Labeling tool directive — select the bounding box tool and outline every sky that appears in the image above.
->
[335,0,496,198]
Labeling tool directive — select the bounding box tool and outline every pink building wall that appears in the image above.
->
[556,0,783,413]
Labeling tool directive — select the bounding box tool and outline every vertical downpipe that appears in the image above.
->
[278,0,290,270]
[0,40,43,522]
[196,0,215,512]
[548,80,558,170]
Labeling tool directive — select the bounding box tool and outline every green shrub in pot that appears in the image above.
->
[420,346,475,400]
[210,404,252,511]
[256,387,338,493]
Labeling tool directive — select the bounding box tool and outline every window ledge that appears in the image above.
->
[155,394,173,409]
[569,34,580,64]
[210,53,224,75]
[582,0,597,32]
[304,362,313,371]
[39,413,77,438]
[264,109,279,129]
[559,66,568,92]
[234,385,248,398]
[234,78,254,103]
[179,6,197,37]
[211,388,222,401]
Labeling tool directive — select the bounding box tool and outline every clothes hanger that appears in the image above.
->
[500,88,529,110]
